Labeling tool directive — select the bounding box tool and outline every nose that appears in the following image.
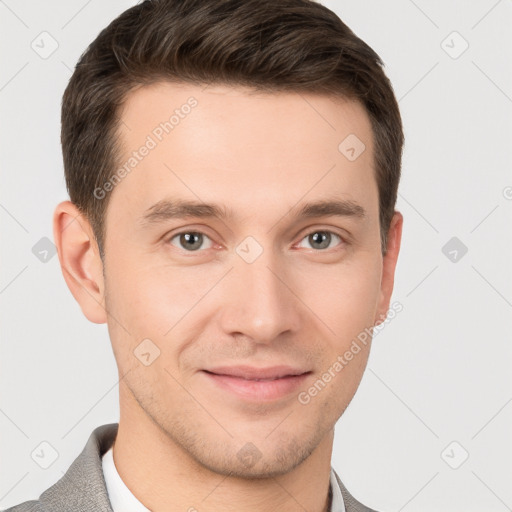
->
[217,247,303,345]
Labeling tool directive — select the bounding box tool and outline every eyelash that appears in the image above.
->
[166,228,346,253]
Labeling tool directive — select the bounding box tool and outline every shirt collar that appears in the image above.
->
[102,446,150,512]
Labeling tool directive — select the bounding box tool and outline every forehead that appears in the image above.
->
[109,81,377,225]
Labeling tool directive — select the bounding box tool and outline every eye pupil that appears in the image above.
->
[180,232,202,251]
[309,231,331,250]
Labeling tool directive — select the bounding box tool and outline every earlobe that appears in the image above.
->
[53,200,107,324]
[374,211,403,326]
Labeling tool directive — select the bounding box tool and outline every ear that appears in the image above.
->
[374,211,403,326]
[53,200,107,324]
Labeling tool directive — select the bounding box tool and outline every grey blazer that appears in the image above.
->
[3,423,378,512]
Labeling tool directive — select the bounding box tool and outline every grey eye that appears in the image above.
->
[169,232,213,251]
[298,231,342,250]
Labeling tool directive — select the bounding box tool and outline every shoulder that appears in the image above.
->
[2,423,118,512]
[2,500,41,512]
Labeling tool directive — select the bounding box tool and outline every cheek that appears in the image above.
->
[104,253,216,346]
[297,255,382,338]
[105,252,167,320]
[102,257,169,361]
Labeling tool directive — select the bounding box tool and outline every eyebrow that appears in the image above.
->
[139,197,367,227]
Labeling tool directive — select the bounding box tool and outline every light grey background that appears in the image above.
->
[1,1,511,510]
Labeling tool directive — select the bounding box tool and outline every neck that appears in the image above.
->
[111,388,335,512]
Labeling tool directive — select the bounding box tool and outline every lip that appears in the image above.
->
[201,366,311,402]
[204,365,309,380]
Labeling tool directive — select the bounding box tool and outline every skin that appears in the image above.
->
[53,82,402,512]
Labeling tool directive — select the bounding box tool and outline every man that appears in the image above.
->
[6,0,403,510]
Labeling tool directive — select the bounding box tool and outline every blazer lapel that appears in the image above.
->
[39,423,118,512]
[332,469,378,512]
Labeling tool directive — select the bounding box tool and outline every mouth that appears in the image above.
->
[200,367,312,401]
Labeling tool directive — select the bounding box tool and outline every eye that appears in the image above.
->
[296,230,344,251]
[168,231,213,252]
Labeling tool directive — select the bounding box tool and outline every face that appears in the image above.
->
[79,82,401,478]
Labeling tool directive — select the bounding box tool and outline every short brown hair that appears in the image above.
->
[61,0,404,258]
